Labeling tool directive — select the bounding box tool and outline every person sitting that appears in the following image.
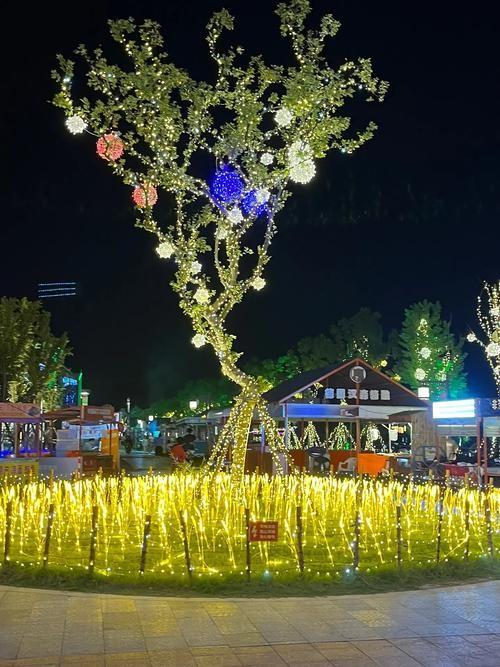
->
[170,437,188,463]
[183,428,196,455]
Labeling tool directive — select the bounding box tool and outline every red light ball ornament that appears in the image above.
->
[96,133,124,161]
[133,185,158,208]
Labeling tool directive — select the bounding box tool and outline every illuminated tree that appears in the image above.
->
[397,301,466,400]
[0,298,70,407]
[53,0,387,480]
[467,280,500,398]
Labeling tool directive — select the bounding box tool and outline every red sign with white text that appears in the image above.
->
[248,521,278,542]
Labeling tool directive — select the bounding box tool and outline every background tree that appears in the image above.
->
[53,0,386,479]
[244,352,301,390]
[467,280,500,398]
[0,298,71,406]
[296,308,393,371]
[397,300,466,400]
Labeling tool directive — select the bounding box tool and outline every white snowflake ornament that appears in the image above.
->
[227,207,243,225]
[156,241,175,259]
[192,334,206,348]
[194,287,210,304]
[251,277,266,291]
[66,115,87,134]
[274,107,293,127]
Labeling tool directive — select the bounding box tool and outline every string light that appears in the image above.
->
[53,3,388,480]
[0,473,497,583]
[468,280,500,397]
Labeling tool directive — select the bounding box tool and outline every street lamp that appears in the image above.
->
[79,389,90,457]
[417,386,430,400]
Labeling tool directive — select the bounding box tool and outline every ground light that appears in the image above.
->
[0,472,497,584]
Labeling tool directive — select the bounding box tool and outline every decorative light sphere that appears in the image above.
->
[492,329,500,343]
[274,107,293,127]
[210,166,244,204]
[133,184,158,208]
[466,332,477,343]
[191,261,202,274]
[66,115,87,134]
[288,140,316,184]
[192,333,206,348]
[380,359,388,368]
[251,277,266,291]
[260,152,274,166]
[486,342,500,358]
[217,226,229,240]
[492,306,500,317]
[419,346,431,359]
[96,133,124,161]
[241,191,268,217]
[156,240,175,259]
[290,160,316,184]
[194,287,210,304]
[415,368,426,381]
[227,207,244,225]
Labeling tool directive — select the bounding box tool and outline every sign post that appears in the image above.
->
[247,520,279,581]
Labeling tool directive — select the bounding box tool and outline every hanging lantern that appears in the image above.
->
[96,133,124,161]
[132,184,158,208]
[210,165,244,204]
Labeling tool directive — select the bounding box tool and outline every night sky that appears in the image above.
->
[2,0,499,408]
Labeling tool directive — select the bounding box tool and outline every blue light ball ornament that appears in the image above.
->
[241,190,268,218]
[210,165,244,204]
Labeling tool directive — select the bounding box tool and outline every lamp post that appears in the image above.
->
[79,390,90,466]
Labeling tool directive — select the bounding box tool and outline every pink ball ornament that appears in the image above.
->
[96,133,124,161]
[132,185,158,208]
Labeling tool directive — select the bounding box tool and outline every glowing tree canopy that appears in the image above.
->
[397,301,467,401]
[467,280,500,398]
[52,0,387,479]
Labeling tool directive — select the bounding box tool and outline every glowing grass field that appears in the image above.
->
[0,473,498,586]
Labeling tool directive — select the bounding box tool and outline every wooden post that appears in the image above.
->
[42,503,55,568]
[485,486,495,557]
[396,505,402,570]
[464,495,470,561]
[3,499,13,566]
[139,515,152,575]
[353,483,362,571]
[296,506,305,574]
[245,508,251,582]
[436,486,445,564]
[179,511,193,583]
[88,505,98,574]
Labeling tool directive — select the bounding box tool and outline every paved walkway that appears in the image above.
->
[0,582,500,666]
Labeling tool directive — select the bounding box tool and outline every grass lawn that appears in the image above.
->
[1,559,499,598]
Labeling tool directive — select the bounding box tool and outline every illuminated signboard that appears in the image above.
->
[432,399,476,420]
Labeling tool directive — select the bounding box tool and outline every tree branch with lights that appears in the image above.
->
[52,0,387,480]
[467,280,500,398]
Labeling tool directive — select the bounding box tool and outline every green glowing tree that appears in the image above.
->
[0,298,71,407]
[397,301,466,400]
[53,0,387,479]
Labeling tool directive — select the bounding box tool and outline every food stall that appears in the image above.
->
[41,404,119,478]
[263,358,429,476]
[0,403,42,479]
